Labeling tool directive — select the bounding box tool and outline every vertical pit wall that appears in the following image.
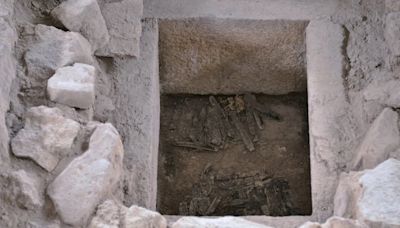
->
[110,19,160,209]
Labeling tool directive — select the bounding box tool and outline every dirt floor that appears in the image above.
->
[157,93,311,216]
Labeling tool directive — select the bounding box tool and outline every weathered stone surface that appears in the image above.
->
[351,108,400,170]
[96,0,143,57]
[0,17,16,107]
[299,217,367,228]
[11,106,80,171]
[386,12,400,56]
[0,170,43,210]
[90,202,166,228]
[363,79,400,108]
[93,94,115,122]
[358,159,400,227]
[124,205,167,228]
[335,159,400,227]
[47,63,96,109]
[25,24,93,80]
[0,15,17,167]
[144,0,338,20]
[111,19,159,208]
[47,123,124,226]
[0,0,14,18]
[390,147,400,161]
[51,0,109,51]
[10,170,43,210]
[386,0,400,12]
[89,200,126,228]
[334,171,363,220]
[172,217,272,228]
[306,20,352,219]
[56,104,94,123]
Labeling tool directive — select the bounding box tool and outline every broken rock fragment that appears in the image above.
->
[25,24,93,80]
[172,216,272,228]
[89,201,166,228]
[351,107,400,170]
[0,170,43,210]
[89,200,127,228]
[47,123,124,227]
[11,106,80,171]
[334,159,400,227]
[124,205,167,228]
[47,63,96,109]
[363,79,400,108]
[51,0,109,51]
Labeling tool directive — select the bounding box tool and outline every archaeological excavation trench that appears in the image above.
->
[3,0,400,227]
[156,19,311,216]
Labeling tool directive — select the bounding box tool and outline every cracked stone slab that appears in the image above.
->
[47,123,123,226]
[47,63,96,109]
[51,0,109,51]
[25,24,93,80]
[11,106,80,171]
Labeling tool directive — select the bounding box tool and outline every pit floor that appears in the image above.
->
[157,93,311,216]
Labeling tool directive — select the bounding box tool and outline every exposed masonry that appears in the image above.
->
[0,0,400,227]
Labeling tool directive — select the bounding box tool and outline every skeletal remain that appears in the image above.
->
[205,106,223,146]
[209,96,235,138]
[173,141,218,152]
[229,111,255,152]
[246,110,257,136]
[201,163,213,178]
[206,196,222,215]
[244,93,281,121]
[179,201,189,215]
[246,109,260,143]
[253,110,264,130]
[234,95,245,112]
[261,205,270,215]
[169,107,179,130]
[189,197,210,215]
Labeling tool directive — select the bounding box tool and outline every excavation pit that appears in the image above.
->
[156,18,311,216]
[157,93,311,216]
